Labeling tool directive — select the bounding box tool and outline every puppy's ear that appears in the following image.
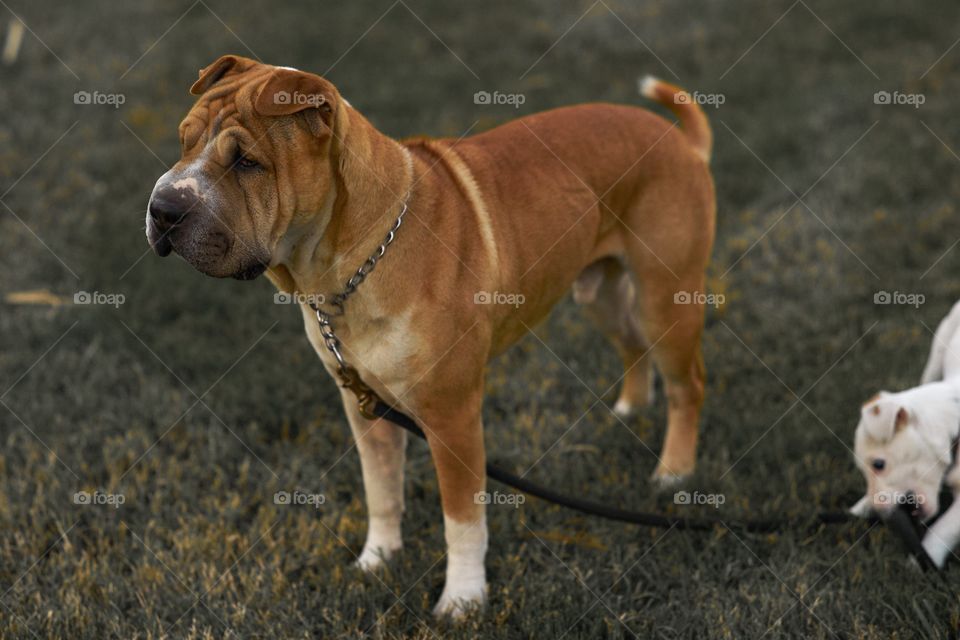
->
[253,68,339,137]
[861,398,909,442]
[190,55,256,95]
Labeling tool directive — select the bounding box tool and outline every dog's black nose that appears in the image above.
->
[148,194,189,227]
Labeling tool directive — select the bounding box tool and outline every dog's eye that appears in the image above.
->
[871,459,886,472]
[234,153,259,170]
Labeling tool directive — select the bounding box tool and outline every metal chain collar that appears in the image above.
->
[308,201,408,419]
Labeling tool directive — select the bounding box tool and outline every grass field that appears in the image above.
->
[2,0,960,637]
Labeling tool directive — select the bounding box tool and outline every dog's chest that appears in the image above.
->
[301,305,419,400]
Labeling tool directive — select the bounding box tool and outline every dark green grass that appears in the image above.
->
[2,0,960,637]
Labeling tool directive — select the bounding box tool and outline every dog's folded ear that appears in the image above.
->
[861,397,909,442]
[190,55,257,95]
[253,68,339,137]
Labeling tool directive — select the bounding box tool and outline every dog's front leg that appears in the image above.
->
[339,389,408,571]
[922,493,960,568]
[419,402,488,618]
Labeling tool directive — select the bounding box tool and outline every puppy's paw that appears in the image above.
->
[432,581,486,620]
[922,534,951,569]
[848,496,873,518]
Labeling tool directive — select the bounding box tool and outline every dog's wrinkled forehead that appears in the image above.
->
[180,55,271,150]
[179,54,340,153]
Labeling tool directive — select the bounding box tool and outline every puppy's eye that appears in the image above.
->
[871,459,886,471]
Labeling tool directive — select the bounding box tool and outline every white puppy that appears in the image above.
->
[851,301,960,568]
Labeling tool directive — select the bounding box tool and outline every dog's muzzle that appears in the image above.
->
[145,175,267,280]
[146,185,197,257]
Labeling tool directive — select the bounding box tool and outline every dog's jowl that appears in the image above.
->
[147,55,717,617]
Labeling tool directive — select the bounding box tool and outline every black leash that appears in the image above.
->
[371,401,857,534]
[371,399,957,578]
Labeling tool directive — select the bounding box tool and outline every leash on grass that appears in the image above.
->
[370,400,851,533]
[368,399,950,575]
[304,199,943,571]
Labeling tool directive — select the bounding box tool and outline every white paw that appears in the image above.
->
[432,580,487,619]
[922,534,950,569]
[354,544,400,572]
[848,496,872,518]
[612,398,636,420]
[650,469,688,489]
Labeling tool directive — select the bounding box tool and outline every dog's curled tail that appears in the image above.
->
[640,76,712,163]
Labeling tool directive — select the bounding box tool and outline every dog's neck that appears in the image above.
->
[267,105,414,305]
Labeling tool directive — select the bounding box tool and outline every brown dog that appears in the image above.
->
[146,55,715,617]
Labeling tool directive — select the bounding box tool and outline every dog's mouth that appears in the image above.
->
[151,229,174,257]
[232,262,268,280]
[146,216,268,280]
[904,492,932,523]
[885,503,932,566]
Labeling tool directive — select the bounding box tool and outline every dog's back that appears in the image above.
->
[921,300,960,383]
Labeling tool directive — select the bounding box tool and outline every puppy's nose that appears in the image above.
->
[148,192,191,227]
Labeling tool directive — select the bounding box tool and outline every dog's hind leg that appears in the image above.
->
[635,274,706,483]
[573,257,655,418]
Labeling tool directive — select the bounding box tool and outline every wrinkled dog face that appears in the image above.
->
[854,391,954,520]
[146,55,341,279]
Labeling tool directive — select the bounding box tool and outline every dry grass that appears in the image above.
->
[1,0,960,637]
